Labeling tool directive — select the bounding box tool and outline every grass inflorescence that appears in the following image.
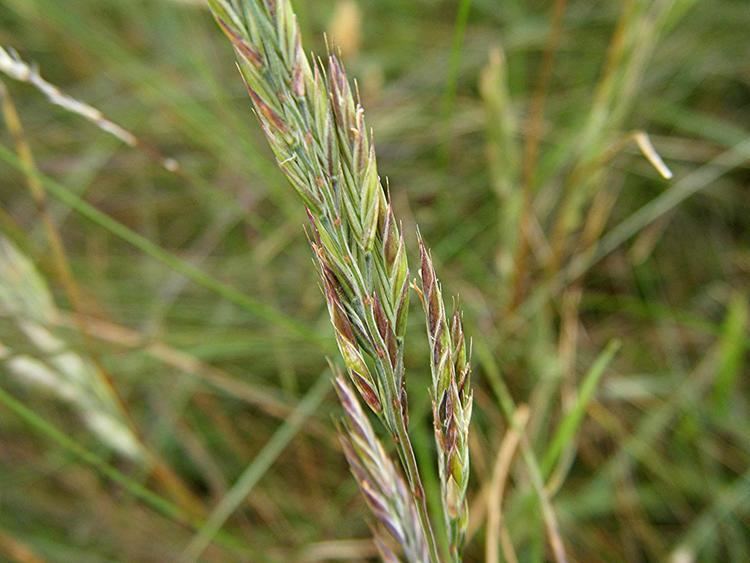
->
[208,1,473,559]
[0,0,748,561]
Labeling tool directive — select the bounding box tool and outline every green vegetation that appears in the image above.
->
[0,0,748,561]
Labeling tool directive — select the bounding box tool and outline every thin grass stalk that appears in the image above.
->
[0,47,178,172]
[486,405,529,563]
[509,0,568,311]
[479,46,521,309]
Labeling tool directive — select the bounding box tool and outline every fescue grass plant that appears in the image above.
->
[0,0,748,561]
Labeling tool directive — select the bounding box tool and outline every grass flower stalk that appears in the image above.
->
[208,1,473,559]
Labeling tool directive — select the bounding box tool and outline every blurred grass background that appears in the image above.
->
[0,0,748,561]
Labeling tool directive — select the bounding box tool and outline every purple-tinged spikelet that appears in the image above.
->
[418,238,473,557]
[334,376,429,562]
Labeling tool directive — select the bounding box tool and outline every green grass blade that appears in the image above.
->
[671,467,750,558]
[517,139,750,330]
[542,339,621,477]
[181,369,331,562]
[712,291,748,417]
[440,0,473,161]
[0,383,185,524]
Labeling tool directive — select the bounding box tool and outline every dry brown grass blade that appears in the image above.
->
[0,530,46,563]
[298,539,378,562]
[520,440,569,563]
[486,405,530,563]
[327,1,362,60]
[0,48,178,172]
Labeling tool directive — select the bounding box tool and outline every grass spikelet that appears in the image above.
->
[417,238,473,559]
[334,375,429,562]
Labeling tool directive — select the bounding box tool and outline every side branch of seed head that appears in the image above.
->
[418,237,473,558]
